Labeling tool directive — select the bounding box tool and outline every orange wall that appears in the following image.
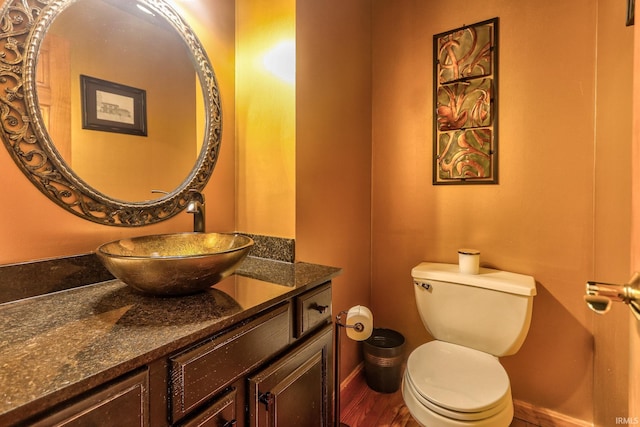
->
[235,0,296,238]
[0,0,236,265]
[631,0,640,416]
[593,0,633,423]
[296,0,372,385]
[370,0,630,422]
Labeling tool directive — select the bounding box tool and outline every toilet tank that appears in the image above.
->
[411,262,536,357]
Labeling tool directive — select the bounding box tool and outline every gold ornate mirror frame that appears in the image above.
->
[0,0,222,226]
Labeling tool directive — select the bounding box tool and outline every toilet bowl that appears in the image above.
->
[405,262,536,427]
[402,341,513,427]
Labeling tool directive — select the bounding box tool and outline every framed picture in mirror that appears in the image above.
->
[81,75,147,136]
[433,18,498,185]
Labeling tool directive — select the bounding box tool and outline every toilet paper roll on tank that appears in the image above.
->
[344,305,374,341]
[458,248,480,274]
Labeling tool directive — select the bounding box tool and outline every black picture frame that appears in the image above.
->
[80,75,147,136]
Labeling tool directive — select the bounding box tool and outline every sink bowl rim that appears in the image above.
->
[96,232,255,261]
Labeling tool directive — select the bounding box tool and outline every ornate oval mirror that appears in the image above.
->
[0,0,222,226]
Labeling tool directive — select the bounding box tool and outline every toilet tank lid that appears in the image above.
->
[412,262,537,296]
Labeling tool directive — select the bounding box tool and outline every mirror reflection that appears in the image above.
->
[39,0,204,202]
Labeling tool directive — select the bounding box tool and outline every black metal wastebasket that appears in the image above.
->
[363,328,405,393]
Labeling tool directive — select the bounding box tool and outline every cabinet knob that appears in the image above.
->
[310,303,328,314]
[223,420,237,427]
[258,391,274,411]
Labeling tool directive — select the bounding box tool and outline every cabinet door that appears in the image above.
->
[248,324,333,427]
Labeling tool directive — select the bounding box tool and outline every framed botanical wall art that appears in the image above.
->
[81,75,147,136]
[433,18,498,184]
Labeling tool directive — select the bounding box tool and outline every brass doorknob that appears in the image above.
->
[585,273,640,320]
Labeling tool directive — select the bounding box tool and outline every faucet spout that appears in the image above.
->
[186,190,205,233]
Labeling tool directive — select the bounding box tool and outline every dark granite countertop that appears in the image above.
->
[0,256,341,425]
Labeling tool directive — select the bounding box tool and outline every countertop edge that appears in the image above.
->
[0,257,341,425]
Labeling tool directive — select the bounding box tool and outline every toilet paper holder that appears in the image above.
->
[335,309,366,333]
[584,272,640,320]
[334,308,372,427]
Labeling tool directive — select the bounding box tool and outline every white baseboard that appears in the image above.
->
[513,399,593,427]
[340,361,364,392]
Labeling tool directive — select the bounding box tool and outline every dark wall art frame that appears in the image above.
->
[81,75,148,136]
[433,18,499,185]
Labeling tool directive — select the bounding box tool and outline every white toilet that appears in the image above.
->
[403,262,536,427]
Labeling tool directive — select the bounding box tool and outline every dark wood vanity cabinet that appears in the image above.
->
[20,281,334,427]
[172,283,334,427]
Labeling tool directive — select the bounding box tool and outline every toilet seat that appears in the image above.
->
[404,371,510,421]
[405,340,511,421]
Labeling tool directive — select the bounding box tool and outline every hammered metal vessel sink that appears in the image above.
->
[96,232,254,296]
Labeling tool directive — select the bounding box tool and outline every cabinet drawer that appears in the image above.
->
[178,387,237,427]
[170,303,290,422]
[295,283,332,337]
[31,370,149,427]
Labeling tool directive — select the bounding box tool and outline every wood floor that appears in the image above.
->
[339,367,538,427]
[339,368,419,427]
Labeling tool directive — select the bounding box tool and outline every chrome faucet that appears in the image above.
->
[186,190,206,233]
